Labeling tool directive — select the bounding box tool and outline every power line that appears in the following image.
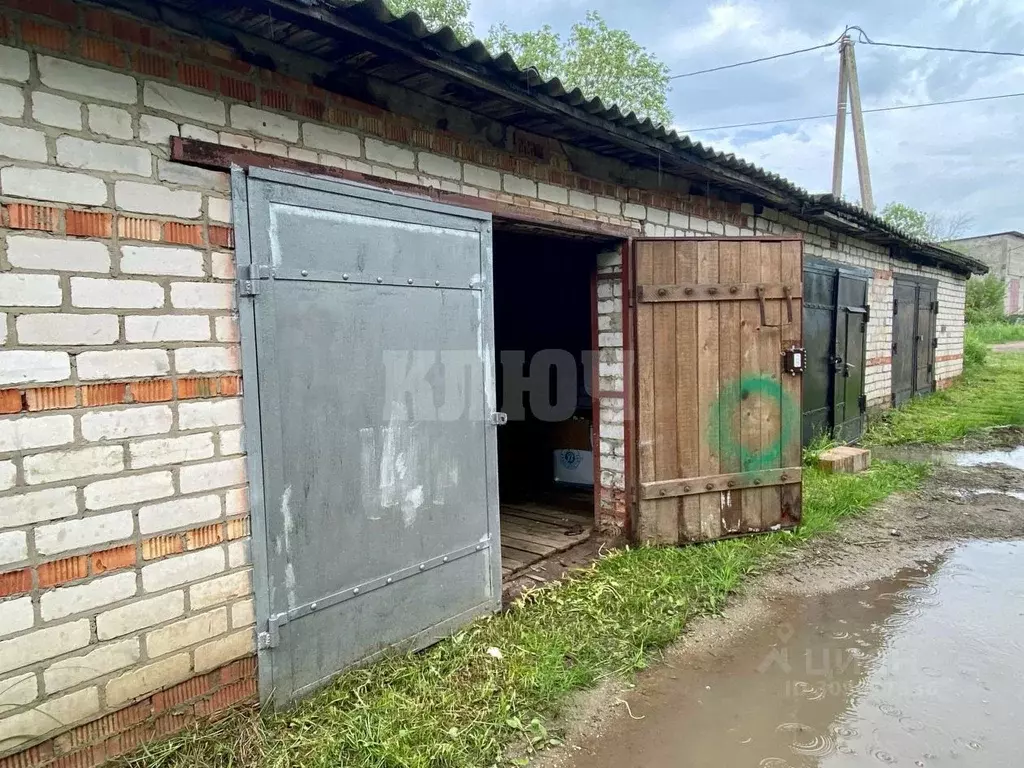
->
[669,26,1024,80]
[668,33,845,79]
[851,27,1024,59]
[679,91,1024,133]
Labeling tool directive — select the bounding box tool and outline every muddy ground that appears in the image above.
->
[528,430,1024,767]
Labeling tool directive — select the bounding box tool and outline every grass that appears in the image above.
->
[966,321,1024,346]
[864,351,1024,445]
[125,461,927,768]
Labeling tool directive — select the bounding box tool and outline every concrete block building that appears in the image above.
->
[949,231,1024,315]
[0,1,986,766]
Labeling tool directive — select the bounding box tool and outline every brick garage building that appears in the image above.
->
[0,1,986,766]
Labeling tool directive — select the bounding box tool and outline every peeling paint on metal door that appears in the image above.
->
[232,167,500,705]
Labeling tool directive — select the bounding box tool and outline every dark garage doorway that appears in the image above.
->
[492,226,607,578]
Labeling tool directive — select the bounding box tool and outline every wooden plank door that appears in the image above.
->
[634,238,804,545]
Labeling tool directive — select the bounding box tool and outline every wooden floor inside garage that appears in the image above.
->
[500,490,593,579]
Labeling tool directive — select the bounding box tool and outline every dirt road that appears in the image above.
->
[533,434,1024,768]
[990,340,1024,353]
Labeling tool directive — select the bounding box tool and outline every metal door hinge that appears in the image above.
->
[930,300,939,313]
[258,612,289,650]
[892,342,898,355]
[864,304,871,324]
[893,298,898,315]
[932,337,939,349]
[858,394,867,412]
[237,263,271,297]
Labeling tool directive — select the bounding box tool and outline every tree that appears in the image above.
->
[487,12,672,126]
[383,0,474,43]
[879,202,973,243]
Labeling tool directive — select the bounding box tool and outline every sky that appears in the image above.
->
[463,0,1024,237]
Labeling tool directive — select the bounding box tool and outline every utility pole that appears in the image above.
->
[830,35,850,199]
[830,35,875,213]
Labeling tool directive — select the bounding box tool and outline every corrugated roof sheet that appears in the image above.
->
[314,0,986,275]
[156,0,964,273]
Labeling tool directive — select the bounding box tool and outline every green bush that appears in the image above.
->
[963,330,989,371]
[965,275,1007,324]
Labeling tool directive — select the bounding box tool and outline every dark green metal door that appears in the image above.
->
[801,259,869,444]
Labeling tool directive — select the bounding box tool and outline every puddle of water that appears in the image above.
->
[871,445,1024,471]
[561,541,1024,768]
[953,446,1024,471]
[972,488,1024,501]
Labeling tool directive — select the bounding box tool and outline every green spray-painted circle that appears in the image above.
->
[708,375,798,471]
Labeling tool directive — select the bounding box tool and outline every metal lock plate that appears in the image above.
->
[783,345,806,376]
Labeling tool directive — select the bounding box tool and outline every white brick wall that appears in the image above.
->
[7,235,111,272]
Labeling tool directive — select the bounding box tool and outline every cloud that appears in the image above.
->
[471,0,1023,235]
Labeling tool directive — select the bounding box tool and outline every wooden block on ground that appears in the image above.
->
[818,446,871,474]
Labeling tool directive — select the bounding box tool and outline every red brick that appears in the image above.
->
[21,18,69,51]
[260,89,290,112]
[219,76,256,103]
[196,678,257,717]
[0,741,54,768]
[185,524,223,551]
[217,656,256,685]
[6,203,60,232]
[383,122,411,145]
[65,210,113,238]
[83,7,114,35]
[325,106,359,129]
[100,725,153,763]
[208,225,234,249]
[8,0,77,24]
[118,216,162,242]
[57,701,152,753]
[137,24,177,54]
[141,534,183,561]
[80,36,125,67]
[152,709,193,739]
[218,375,241,396]
[177,62,216,91]
[90,545,136,575]
[131,379,172,403]
[162,222,203,246]
[153,675,209,713]
[81,383,128,407]
[110,15,144,44]
[25,385,76,411]
[47,744,107,768]
[132,49,173,80]
[177,377,216,399]
[0,389,23,414]
[37,556,87,588]
[0,568,32,598]
[225,515,250,541]
[295,97,325,121]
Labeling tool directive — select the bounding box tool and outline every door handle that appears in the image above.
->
[843,362,852,378]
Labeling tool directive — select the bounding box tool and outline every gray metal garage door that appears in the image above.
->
[232,167,501,705]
